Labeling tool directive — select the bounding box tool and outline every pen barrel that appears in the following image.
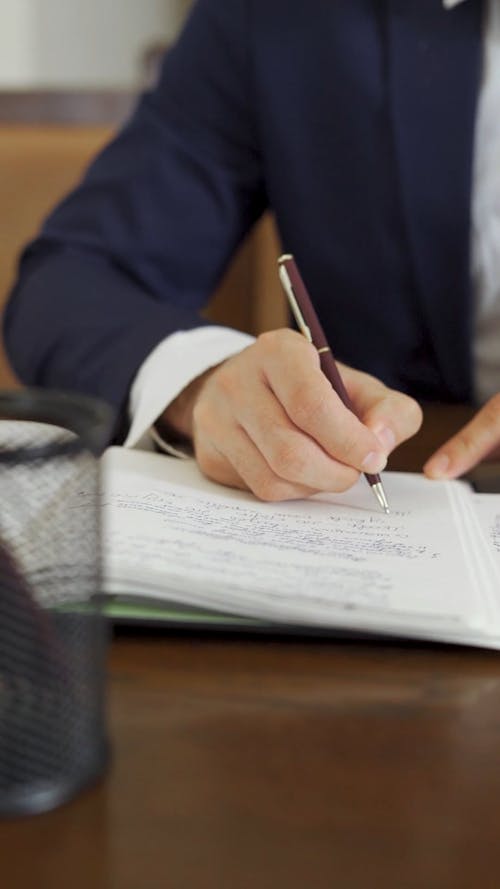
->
[318,348,352,412]
[362,471,381,486]
[319,349,381,487]
[279,256,383,493]
[318,347,382,488]
[281,258,354,408]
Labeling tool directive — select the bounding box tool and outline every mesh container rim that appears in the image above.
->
[0,388,115,459]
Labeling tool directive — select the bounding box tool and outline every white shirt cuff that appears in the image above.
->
[124,326,255,449]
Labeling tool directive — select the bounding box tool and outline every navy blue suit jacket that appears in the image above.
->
[4,0,484,422]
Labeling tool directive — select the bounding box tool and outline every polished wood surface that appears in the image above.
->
[1,409,500,889]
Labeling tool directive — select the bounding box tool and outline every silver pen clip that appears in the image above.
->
[278,259,313,344]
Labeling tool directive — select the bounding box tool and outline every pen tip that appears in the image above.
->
[371,481,390,514]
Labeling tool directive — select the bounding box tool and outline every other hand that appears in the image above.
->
[424,394,500,479]
[160,329,423,501]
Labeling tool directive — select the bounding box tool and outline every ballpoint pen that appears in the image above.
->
[277,253,390,514]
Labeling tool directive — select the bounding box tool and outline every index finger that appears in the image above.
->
[424,394,500,479]
[342,365,423,451]
[261,333,388,474]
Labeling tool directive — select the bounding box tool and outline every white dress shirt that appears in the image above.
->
[126,0,500,450]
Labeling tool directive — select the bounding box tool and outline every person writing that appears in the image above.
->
[3,0,500,501]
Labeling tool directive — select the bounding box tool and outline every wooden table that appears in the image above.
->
[2,405,500,889]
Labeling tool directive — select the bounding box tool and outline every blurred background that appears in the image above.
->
[0,0,283,391]
[0,0,191,88]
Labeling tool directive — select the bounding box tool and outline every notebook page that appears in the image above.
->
[449,483,500,617]
[90,449,490,637]
[412,484,500,648]
[472,494,500,558]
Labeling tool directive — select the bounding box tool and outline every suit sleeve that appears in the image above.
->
[3,0,265,429]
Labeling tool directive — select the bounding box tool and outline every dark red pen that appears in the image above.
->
[278,253,390,514]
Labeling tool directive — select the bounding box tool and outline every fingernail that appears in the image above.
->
[426,454,450,478]
[362,451,387,474]
[374,425,396,453]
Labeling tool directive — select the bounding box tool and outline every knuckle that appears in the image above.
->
[386,394,423,438]
[213,365,238,399]
[251,473,288,502]
[331,468,361,494]
[256,329,284,355]
[195,446,220,478]
[404,398,424,432]
[290,387,329,427]
[192,398,214,434]
[257,328,305,359]
[270,440,307,480]
[334,429,361,461]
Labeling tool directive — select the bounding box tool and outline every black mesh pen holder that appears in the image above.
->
[0,389,114,817]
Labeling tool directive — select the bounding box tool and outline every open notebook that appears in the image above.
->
[76,447,500,647]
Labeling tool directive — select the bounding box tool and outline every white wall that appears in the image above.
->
[0,0,192,88]
[0,0,37,84]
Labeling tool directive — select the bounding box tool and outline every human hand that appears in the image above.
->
[160,329,422,501]
[424,394,500,480]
